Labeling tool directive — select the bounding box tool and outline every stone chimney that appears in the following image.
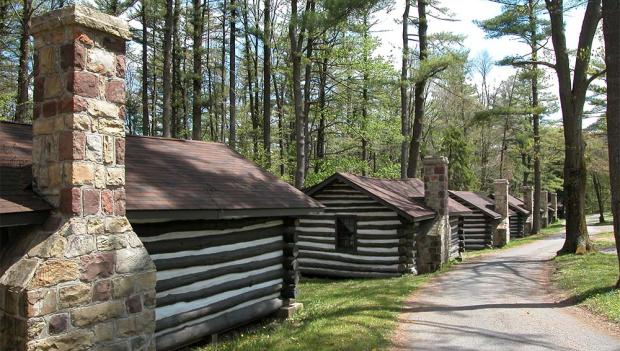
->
[522,186,533,235]
[416,156,450,273]
[493,179,510,247]
[0,6,156,350]
[540,190,549,228]
[549,192,558,223]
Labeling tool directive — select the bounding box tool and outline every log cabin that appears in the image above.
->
[0,8,322,349]
[0,120,325,350]
[297,157,472,278]
[448,190,515,250]
[488,194,531,238]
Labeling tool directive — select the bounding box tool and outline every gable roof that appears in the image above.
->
[507,194,530,215]
[0,122,323,223]
[449,190,509,220]
[306,172,471,222]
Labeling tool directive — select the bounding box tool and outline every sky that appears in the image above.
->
[369,0,595,124]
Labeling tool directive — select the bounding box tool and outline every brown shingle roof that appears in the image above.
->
[0,122,322,217]
[449,190,507,219]
[306,172,471,221]
[0,123,51,216]
[507,194,530,215]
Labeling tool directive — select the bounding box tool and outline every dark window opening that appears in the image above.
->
[336,216,357,252]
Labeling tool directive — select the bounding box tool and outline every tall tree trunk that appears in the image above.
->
[529,0,543,234]
[15,0,31,122]
[229,0,237,149]
[263,0,272,166]
[361,15,370,176]
[162,0,174,137]
[316,56,327,173]
[302,36,314,175]
[545,0,601,254]
[400,0,411,179]
[602,0,620,288]
[171,0,182,138]
[191,0,204,140]
[242,0,257,155]
[273,73,285,177]
[141,0,150,136]
[290,0,306,189]
[406,0,427,178]
[220,0,227,143]
[592,172,606,223]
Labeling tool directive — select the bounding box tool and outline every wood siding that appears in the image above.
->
[509,214,526,238]
[298,181,414,278]
[133,217,287,350]
[450,197,494,250]
[449,216,463,258]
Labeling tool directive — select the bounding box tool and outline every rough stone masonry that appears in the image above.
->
[0,6,156,351]
[493,179,510,247]
[416,156,451,273]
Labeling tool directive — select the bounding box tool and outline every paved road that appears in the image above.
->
[393,222,620,351]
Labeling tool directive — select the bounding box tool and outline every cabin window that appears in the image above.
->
[335,216,357,252]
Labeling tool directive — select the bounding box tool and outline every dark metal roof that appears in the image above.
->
[507,194,531,216]
[306,172,471,221]
[0,122,323,221]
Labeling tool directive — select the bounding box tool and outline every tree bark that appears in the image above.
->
[290,0,306,189]
[545,0,601,254]
[15,0,31,123]
[406,0,427,178]
[191,0,205,140]
[242,0,257,154]
[141,0,150,136]
[400,0,411,179]
[162,0,174,137]
[530,0,542,234]
[592,172,606,223]
[229,0,237,149]
[602,0,620,287]
[171,0,182,138]
[263,0,272,165]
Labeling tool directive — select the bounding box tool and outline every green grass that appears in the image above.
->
[553,252,620,323]
[193,272,438,351]
[591,232,617,252]
[463,220,566,259]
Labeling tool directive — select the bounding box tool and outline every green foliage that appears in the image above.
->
[440,126,477,190]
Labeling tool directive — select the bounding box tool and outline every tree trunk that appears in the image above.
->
[229,0,237,149]
[171,0,182,138]
[242,0,257,155]
[400,0,411,179]
[407,0,428,178]
[141,0,150,136]
[273,73,285,177]
[191,0,204,140]
[602,0,620,288]
[263,0,272,166]
[162,0,174,137]
[592,172,606,223]
[220,0,227,143]
[15,0,31,123]
[545,0,601,254]
[316,56,327,173]
[290,0,306,189]
[529,0,543,234]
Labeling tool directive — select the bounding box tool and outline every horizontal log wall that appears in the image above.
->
[510,214,525,238]
[133,217,286,350]
[450,196,493,250]
[299,181,412,278]
[449,216,463,259]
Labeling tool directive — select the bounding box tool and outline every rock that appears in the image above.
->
[58,283,91,309]
[71,301,124,327]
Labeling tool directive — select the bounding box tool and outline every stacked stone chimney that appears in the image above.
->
[522,186,533,235]
[541,190,549,228]
[416,156,450,273]
[0,6,156,350]
[493,179,510,247]
[550,192,558,223]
